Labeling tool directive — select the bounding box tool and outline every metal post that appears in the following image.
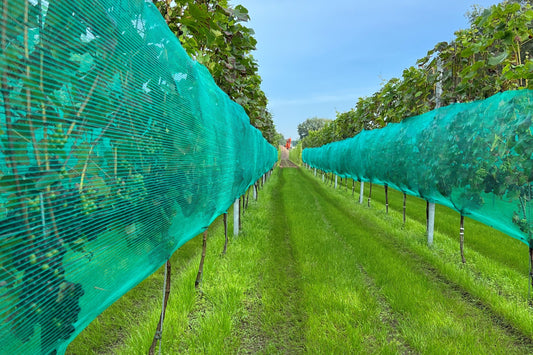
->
[359,181,364,204]
[233,198,239,236]
[427,202,435,246]
[335,175,338,189]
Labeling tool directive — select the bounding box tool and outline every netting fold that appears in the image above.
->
[0,0,277,353]
[303,90,532,246]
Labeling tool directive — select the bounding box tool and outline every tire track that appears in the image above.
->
[239,169,305,353]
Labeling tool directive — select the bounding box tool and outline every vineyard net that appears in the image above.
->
[0,0,277,353]
[303,90,532,246]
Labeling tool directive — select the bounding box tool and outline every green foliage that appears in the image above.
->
[154,0,279,144]
[288,142,303,165]
[304,90,533,245]
[273,132,285,146]
[297,117,331,139]
[0,1,276,353]
[302,1,533,244]
[309,1,533,146]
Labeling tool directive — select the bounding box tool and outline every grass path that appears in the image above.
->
[68,166,533,354]
[298,169,533,353]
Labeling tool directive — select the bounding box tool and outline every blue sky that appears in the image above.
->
[231,0,502,140]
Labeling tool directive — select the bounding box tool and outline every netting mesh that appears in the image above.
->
[303,90,533,246]
[0,1,277,353]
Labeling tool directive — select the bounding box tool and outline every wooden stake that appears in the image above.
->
[368,183,372,207]
[359,181,364,204]
[352,179,355,196]
[460,215,465,263]
[403,193,406,225]
[149,260,172,355]
[222,213,228,255]
[385,184,389,214]
[195,231,207,289]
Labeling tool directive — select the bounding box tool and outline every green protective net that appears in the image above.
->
[303,90,533,246]
[0,0,277,353]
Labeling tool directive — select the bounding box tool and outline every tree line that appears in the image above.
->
[301,0,533,148]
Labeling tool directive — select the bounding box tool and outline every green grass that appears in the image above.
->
[288,144,302,165]
[301,168,533,353]
[68,167,533,354]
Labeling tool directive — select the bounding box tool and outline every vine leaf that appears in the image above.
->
[35,172,63,191]
[488,51,509,66]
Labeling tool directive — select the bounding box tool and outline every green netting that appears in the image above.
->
[0,1,277,353]
[303,90,533,246]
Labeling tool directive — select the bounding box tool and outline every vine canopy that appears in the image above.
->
[0,0,277,353]
[303,90,533,246]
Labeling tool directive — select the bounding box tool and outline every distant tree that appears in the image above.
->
[297,118,332,139]
[273,132,285,146]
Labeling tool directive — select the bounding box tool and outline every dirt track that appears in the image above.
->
[279,146,299,168]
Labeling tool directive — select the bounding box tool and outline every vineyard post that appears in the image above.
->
[253,183,257,200]
[460,215,465,263]
[426,57,442,247]
[435,57,443,108]
[233,198,239,236]
[352,179,355,196]
[314,168,316,176]
[427,203,435,247]
[322,173,324,182]
[359,181,364,204]
[335,175,338,189]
